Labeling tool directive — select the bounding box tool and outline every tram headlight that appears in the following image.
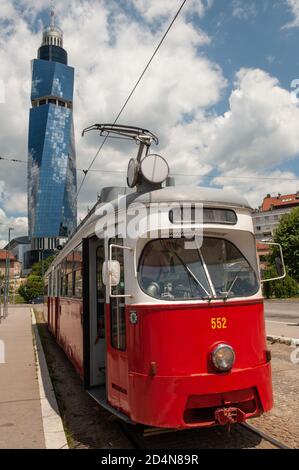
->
[211,344,235,372]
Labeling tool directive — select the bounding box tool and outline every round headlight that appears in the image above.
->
[211,344,235,372]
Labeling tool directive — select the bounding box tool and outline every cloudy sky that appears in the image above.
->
[1,0,299,247]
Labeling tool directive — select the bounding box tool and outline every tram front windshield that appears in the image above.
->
[138,238,259,301]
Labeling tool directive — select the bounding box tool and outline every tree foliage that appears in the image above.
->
[263,266,299,299]
[31,255,55,277]
[272,207,299,281]
[18,275,44,303]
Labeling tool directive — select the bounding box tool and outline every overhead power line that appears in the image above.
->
[0,156,26,164]
[76,0,188,198]
[1,155,299,182]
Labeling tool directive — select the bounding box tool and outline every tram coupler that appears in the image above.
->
[215,407,246,428]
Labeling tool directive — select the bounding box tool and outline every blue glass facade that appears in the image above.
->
[31,60,74,102]
[28,45,77,239]
[38,45,68,65]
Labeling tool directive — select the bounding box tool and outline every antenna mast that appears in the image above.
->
[50,0,55,28]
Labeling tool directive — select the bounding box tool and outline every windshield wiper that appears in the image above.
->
[172,251,212,299]
[222,266,247,300]
[194,238,217,298]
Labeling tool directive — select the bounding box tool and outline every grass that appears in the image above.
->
[33,308,76,449]
[11,294,26,304]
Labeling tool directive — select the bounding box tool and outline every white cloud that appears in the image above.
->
[0,0,226,223]
[129,0,209,21]
[198,68,299,172]
[0,206,28,247]
[266,55,275,64]
[154,66,299,207]
[211,169,299,208]
[283,0,299,28]
[0,0,299,233]
[232,1,257,20]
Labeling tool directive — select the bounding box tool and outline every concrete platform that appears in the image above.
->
[266,320,299,341]
[0,306,46,449]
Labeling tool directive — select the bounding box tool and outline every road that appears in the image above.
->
[264,301,299,323]
[264,300,299,341]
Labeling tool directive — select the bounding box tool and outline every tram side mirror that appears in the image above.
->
[102,261,121,286]
[259,242,286,283]
[274,257,284,278]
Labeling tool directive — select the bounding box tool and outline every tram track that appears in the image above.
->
[239,423,291,449]
[118,420,292,450]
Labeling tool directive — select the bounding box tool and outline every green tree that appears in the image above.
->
[18,275,44,303]
[263,266,299,299]
[31,255,55,277]
[272,207,299,281]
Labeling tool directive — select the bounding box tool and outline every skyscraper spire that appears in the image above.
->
[50,0,55,27]
[41,0,64,50]
[51,11,55,28]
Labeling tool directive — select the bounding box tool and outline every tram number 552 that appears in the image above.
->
[211,317,227,330]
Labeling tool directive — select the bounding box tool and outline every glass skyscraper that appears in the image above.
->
[27,12,77,262]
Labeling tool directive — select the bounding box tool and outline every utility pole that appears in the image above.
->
[0,276,3,323]
[0,223,4,322]
[4,227,14,318]
[13,275,19,305]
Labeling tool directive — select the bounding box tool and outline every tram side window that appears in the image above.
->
[66,252,74,297]
[60,260,66,296]
[74,244,83,298]
[74,269,82,298]
[55,268,60,297]
[109,238,126,351]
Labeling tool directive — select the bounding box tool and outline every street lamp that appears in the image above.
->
[4,227,14,318]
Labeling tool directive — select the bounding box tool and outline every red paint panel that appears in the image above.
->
[125,300,273,428]
[56,298,84,378]
[127,301,267,375]
[105,304,129,414]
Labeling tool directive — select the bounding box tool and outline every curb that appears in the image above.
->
[267,335,299,347]
[31,309,69,449]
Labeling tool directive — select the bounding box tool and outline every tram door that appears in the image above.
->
[89,238,106,387]
[107,239,129,411]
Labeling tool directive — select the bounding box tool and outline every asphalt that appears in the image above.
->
[0,306,46,449]
[265,300,299,341]
[0,301,296,449]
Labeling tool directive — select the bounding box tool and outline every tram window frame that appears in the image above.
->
[169,207,238,225]
[109,238,126,351]
[96,244,105,339]
[138,237,259,301]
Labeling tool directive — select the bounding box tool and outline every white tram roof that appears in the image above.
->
[46,186,251,273]
[129,186,251,209]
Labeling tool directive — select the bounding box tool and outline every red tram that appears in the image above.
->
[44,125,285,429]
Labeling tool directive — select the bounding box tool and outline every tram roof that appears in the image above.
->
[46,186,251,273]
[129,186,251,209]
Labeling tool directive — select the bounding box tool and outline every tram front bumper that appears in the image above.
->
[128,362,273,429]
